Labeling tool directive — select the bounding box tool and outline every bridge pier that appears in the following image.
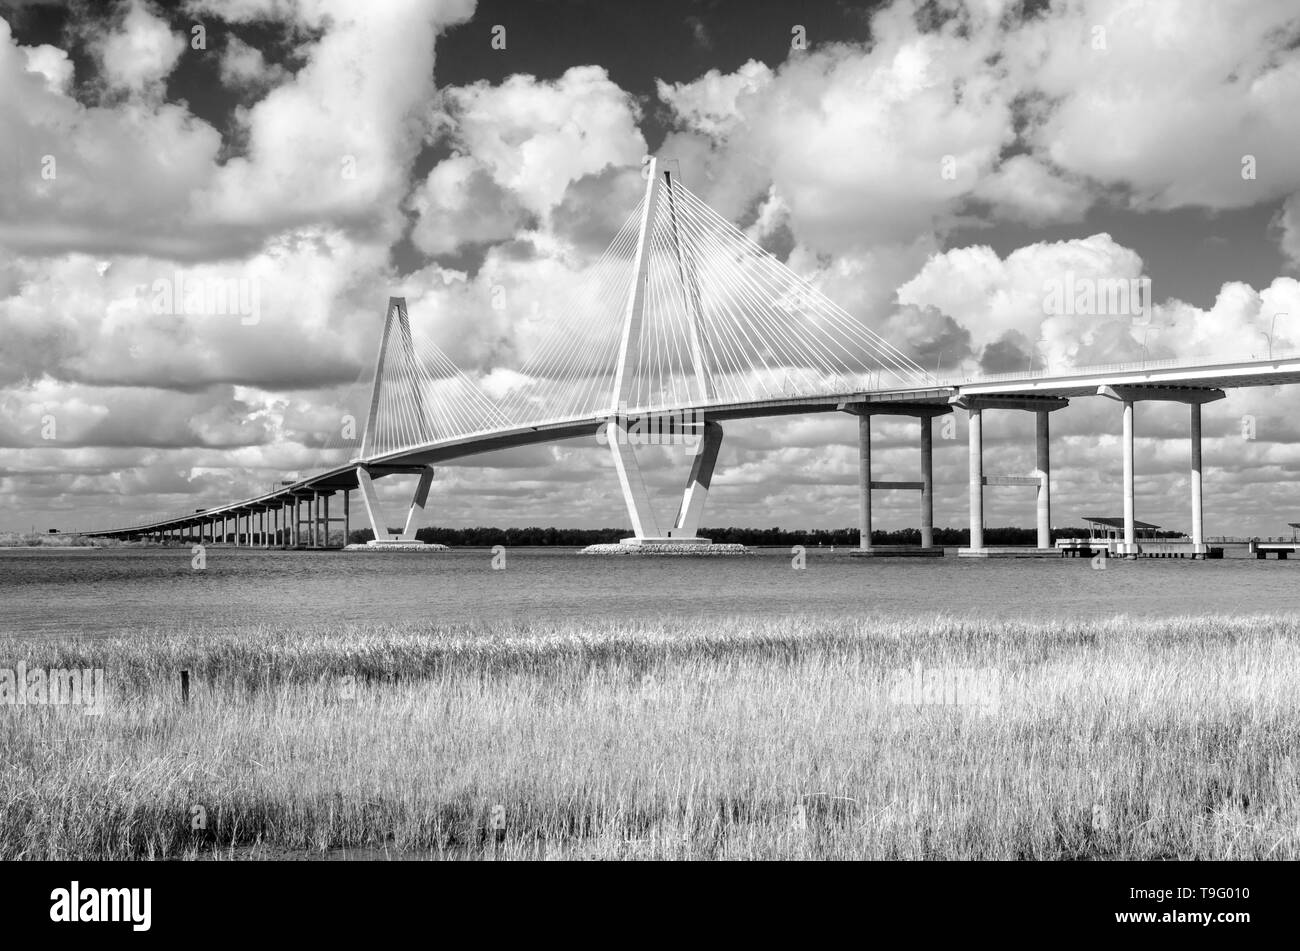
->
[858,414,872,552]
[841,401,950,554]
[1191,402,1204,551]
[1035,411,1051,550]
[952,395,1069,557]
[921,415,934,548]
[355,466,436,546]
[1122,399,1135,554]
[968,405,983,552]
[1098,385,1224,558]
[602,416,725,547]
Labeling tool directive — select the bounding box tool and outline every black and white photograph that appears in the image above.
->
[0,0,1294,934]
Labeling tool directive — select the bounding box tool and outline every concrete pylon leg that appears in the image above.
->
[1035,410,1051,550]
[400,469,433,541]
[858,414,872,551]
[1121,400,1137,555]
[668,421,723,538]
[920,416,933,549]
[606,418,661,539]
[356,466,435,543]
[968,407,983,551]
[1190,402,1204,553]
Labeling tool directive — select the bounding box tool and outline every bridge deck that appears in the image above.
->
[85,352,1300,537]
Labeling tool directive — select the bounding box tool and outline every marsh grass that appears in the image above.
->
[2,614,1298,860]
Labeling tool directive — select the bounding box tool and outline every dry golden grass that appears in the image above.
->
[2,614,1298,860]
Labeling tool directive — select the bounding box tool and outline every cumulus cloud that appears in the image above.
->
[93,0,185,96]
[408,155,529,256]
[218,35,289,91]
[1277,193,1300,270]
[1009,0,1300,211]
[656,60,772,139]
[656,5,1018,253]
[899,234,1300,372]
[19,42,72,93]
[434,66,647,219]
[972,155,1091,226]
[654,0,1300,262]
[0,0,476,260]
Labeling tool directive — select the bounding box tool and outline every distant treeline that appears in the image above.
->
[345,525,1187,547]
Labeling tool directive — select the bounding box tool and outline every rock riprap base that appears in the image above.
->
[344,541,450,552]
[580,542,749,555]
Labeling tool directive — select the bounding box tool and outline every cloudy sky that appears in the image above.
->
[2,0,1300,537]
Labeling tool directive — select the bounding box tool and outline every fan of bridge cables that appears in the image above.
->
[324,299,512,461]
[320,172,937,465]
[495,172,933,424]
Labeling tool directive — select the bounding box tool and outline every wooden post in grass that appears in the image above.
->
[181,670,190,704]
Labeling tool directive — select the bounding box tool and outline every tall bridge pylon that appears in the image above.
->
[341,159,934,547]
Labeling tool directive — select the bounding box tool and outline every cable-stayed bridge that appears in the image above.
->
[84,159,1300,556]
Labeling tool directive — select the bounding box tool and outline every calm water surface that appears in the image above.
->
[0,546,1293,638]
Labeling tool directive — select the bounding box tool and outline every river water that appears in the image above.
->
[0,546,1289,638]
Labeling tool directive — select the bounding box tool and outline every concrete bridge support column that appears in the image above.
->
[1036,410,1051,551]
[858,414,872,551]
[323,494,330,548]
[606,419,662,541]
[1122,399,1136,555]
[968,406,983,551]
[343,490,350,546]
[1190,403,1204,550]
[920,416,934,549]
[668,421,722,540]
[1099,385,1223,559]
